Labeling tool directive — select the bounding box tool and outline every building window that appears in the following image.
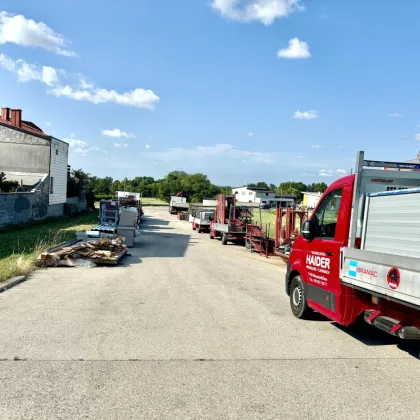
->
[249,200,252,203]
[234,191,238,194]
[56,149,58,155]
[50,177,54,194]
[242,191,246,195]
[249,191,252,195]
[266,193,268,196]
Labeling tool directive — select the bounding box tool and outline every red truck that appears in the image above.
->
[286,151,420,339]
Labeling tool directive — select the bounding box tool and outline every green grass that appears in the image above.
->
[0,211,99,283]
[251,209,308,238]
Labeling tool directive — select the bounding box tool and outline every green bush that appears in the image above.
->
[95,194,114,200]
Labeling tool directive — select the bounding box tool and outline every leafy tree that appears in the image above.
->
[0,172,19,193]
[306,182,328,193]
[256,181,269,189]
[277,182,307,202]
[269,183,277,192]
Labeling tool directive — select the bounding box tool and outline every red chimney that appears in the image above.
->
[10,109,22,128]
[1,107,10,121]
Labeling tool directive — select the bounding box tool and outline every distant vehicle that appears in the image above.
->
[286,151,420,340]
[261,204,271,209]
[169,196,189,215]
[192,210,213,233]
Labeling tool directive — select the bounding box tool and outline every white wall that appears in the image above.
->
[232,187,256,202]
[306,194,321,208]
[49,138,69,205]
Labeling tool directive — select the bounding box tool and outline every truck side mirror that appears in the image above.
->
[301,219,314,241]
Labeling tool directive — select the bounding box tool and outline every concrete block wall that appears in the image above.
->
[0,177,59,228]
[47,203,65,218]
[66,197,87,212]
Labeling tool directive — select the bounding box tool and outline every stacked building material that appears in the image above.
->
[37,237,128,267]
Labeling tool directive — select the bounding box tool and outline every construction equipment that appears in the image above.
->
[210,194,252,245]
[245,205,307,259]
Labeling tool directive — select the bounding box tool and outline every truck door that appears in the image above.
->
[301,188,345,320]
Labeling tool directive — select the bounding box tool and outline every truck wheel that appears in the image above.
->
[221,233,228,245]
[209,230,215,239]
[290,275,311,319]
[198,226,202,233]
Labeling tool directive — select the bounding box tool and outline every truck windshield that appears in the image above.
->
[312,189,343,239]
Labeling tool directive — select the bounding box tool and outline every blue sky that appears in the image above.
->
[1,0,420,185]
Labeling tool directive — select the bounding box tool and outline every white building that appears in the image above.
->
[232,186,296,208]
[0,107,69,216]
[302,191,322,209]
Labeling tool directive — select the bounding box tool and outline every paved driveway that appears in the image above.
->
[0,207,418,419]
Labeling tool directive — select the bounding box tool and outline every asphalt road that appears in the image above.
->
[0,207,419,419]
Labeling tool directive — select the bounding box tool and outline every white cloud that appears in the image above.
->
[113,143,128,148]
[0,11,75,56]
[211,0,304,25]
[70,133,75,138]
[319,169,333,177]
[388,112,402,118]
[0,54,59,86]
[145,145,151,149]
[0,53,160,109]
[336,169,347,175]
[248,132,255,136]
[312,145,321,149]
[148,143,275,166]
[50,85,160,109]
[102,129,135,139]
[277,37,310,59]
[415,134,420,141]
[46,121,52,126]
[66,138,106,155]
[294,110,319,119]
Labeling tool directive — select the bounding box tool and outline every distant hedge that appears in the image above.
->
[95,194,114,200]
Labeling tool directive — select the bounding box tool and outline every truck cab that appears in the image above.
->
[286,175,354,324]
[286,151,420,339]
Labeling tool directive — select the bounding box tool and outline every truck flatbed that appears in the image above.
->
[341,247,420,309]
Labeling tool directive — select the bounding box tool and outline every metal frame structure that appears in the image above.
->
[245,204,308,259]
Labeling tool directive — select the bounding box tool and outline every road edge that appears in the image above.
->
[0,276,26,294]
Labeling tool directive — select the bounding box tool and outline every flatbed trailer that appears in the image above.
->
[287,151,420,339]
[169,196,189,215]
[210,194,252,245]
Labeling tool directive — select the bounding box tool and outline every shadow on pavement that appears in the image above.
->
[334,321,420,359]
[121,215,192,263]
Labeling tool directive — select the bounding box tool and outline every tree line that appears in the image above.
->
[67,168,328,204]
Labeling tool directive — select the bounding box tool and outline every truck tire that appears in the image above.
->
[209,230,214,239]
[221,233,228,245]
[198,226,202,233]
[290,275,311,319]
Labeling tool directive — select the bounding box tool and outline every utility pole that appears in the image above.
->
[124,170,127,192]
